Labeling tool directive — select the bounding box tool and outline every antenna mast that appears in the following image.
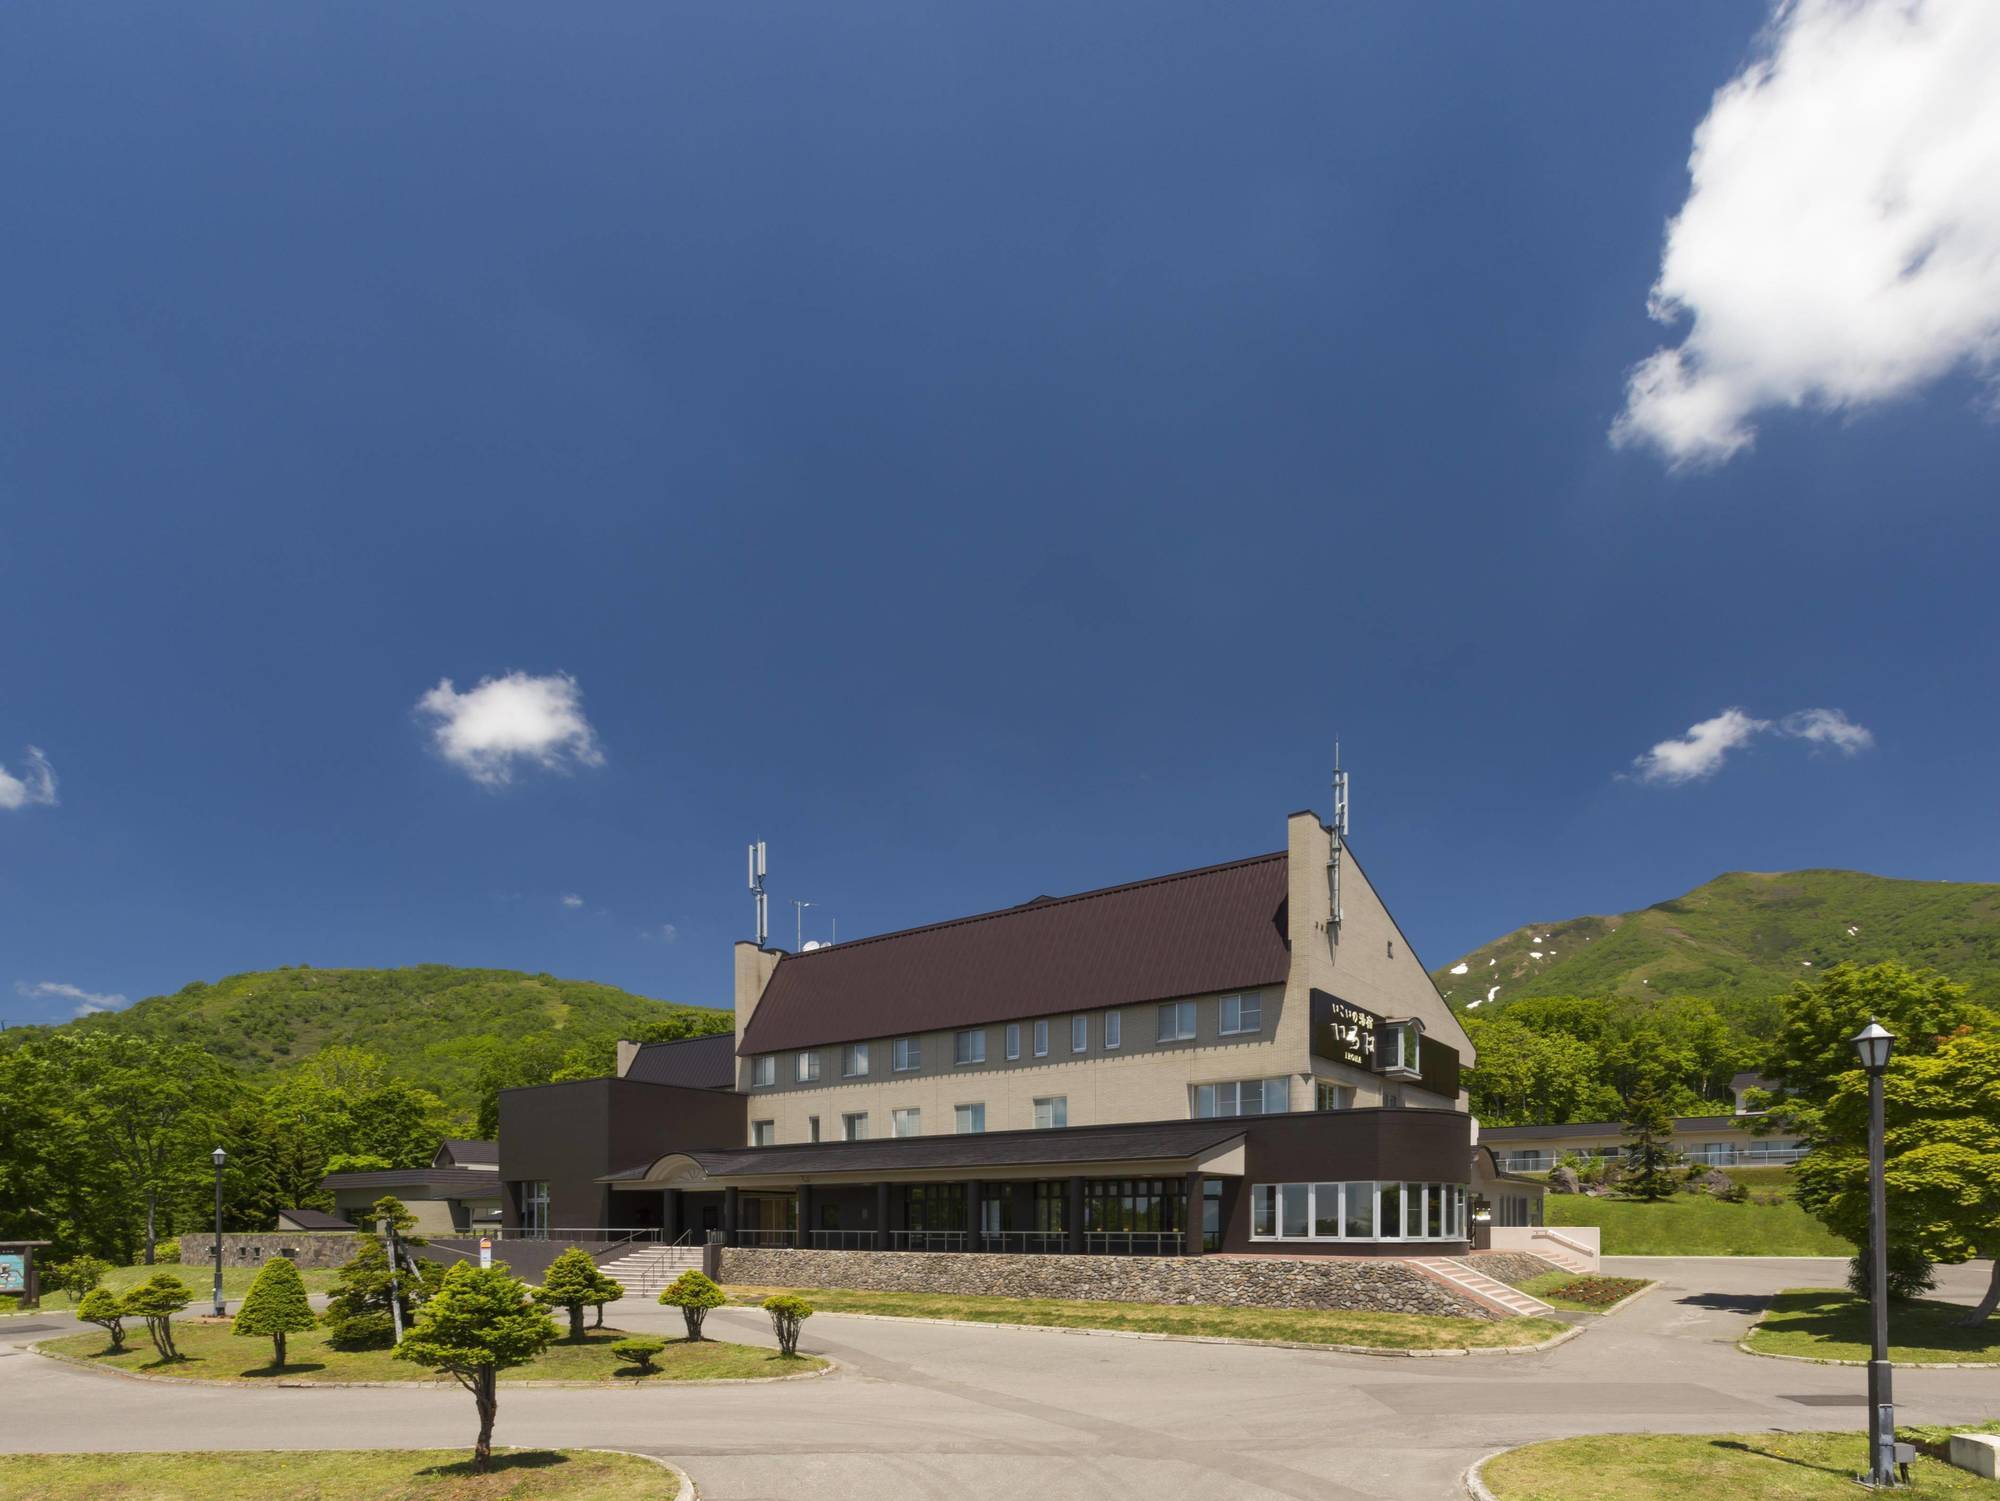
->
[1327,742,1350,936]
[747,841,768,947]
[792,898,814,953]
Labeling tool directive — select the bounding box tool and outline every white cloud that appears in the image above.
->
[1613,0,2000,466]
[15,979,126,1016]
[1630,705,1874,784]
[640,923,680,944]
[560,893,585,909]
[0,747,57,811]
[416,672,604,788]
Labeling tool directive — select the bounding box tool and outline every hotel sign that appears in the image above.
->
[1309,990,1380,1070]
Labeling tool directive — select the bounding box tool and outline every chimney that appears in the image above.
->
[614,1040,641,1078]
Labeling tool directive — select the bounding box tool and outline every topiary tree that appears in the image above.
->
[609,1335,665,1373]
[395,1262,557,1472]
[123,1272,193,1362]
[75,1288,128,1351]
[48,1255,112,1305]
[232,1256,317,1368]
[532,1248,603,1341]
[587,1266,624,1329]
[659,1269,724,1341]
[762,1293,812,1357]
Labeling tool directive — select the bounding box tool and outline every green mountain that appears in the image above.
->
[1435,869,2000,1012]
[5,964,732,1114]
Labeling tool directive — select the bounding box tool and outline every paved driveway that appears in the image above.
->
[0,1257,1991,1500]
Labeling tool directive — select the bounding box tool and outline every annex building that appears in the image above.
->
[497,808,1543,1269]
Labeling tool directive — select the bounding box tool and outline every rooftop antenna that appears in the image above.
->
[792,898,814,954]
[1327,741,1350,936]
[747,841,768,947]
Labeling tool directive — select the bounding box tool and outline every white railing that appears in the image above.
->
[1486,1225,1600,1272]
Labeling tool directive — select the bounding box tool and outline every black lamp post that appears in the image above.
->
[210,1146,227,1318]
[1851,1020,1898,1488]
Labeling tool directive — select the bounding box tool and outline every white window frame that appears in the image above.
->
[1005,1023,1021,1060]
[841,1043,870,1078]
[751,1119,775,1147]
[1104,1011,1122,1049]
[1033,1019,1049,1057]
[955,1102,985,1134]
[751,1055,776,1088]
[954,1029,987,1066]
[1193,1077,1289,1119]
[1219,992,1262,1036]
[1032,1095,1067,1130]
[841,1111,869,1141]
[795,1051,820,1084]
[892,1037,922,1072]
[1316,1081,1355,1111]
[1156,1000,1196,1042]
[1248,1182,1467,1243]
[1070,1015,1088,1053]
[892,1107,921,1138]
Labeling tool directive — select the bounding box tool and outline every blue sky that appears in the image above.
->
[5,2,1997,1023]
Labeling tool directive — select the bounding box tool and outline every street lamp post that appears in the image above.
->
[1851,1020,1898,1488]
[210,1146,227,1318]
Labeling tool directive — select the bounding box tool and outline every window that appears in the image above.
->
[1378,1018,1422,1075]
[1005,1023,1021,1060]
[1247,1182,1469,1242]
[1317,1081,1356,1111]
[892,1107,921,1138]
[751,1055,776,1088]
[1219,992,1262,1036]
[1156,1000,1196,1042]
[808,1116,821,1143]
[1070,1015,1088,1053]
[841,1043,870,1078]
[954,1029,986,1066]
[1104,1011,1122,1049]
[1193,1077,1289,1118]
[955,1103,985,1134]
[751,1120,775,1147]
[1083,1178,1188,1242]
[900,1182,965,1232]
[1032,1019,1049,1057]
[1033,1095,1067,1129]
[841,1112,869,1141]
[795,1051,820,1084]
[1201,1179,1222,1252]
[892,1037,922,1072]
[521,1181,549,1233]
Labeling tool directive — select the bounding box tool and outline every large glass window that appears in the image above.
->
[1312,1182,1340,1237]
[1246,1181,1470,1242]
[1343,1181,1374,1239]
[1252,1184,1276,1238]
[955,1029,986,1066]
[841,1111,869,1141]
[955,1103,985,1134]
[751,1056,776,1088]
[892,1037,921,1072]
[521,1180,549,1233]
[1193,1077,1290,1118]
[1033,1180,1066,1233]
[795,1051,821,1084]
[751,1120,775,1147]
[1219,993,1262,1036]
[1280,1184,1309,1238]
[900,1183,965,1232]
[841,1043,870,1078]
[1083,1178,1187,1238]
[1033,1095,1067,1129]
[1156,1000,1197,1042]
[892,1107,921,1138]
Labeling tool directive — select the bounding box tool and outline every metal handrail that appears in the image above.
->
[733,1228,797,1248]
[809,1230,879,1249]
[1082,1231,1184,1257]
[977,1231,1067,1255]
[507,1227,664,1244]
[889,1230,967,1252]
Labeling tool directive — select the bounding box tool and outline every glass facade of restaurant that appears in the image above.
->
[1249,1181,1467,1243]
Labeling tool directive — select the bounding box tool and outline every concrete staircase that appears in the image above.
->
[1528,1244,1595,1277]
[598,1243,705,1296]
[1407,1257,1557,1319]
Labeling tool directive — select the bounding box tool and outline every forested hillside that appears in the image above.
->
[0,965,732,1119]
[1436,869,2000,1012]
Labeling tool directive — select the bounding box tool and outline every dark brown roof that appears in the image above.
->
[320,1167,505,1194]
[740,851,1292,1054]
[623,1032,737,1090]
[601,1117,1247,1181]
[432,1138,499,1168]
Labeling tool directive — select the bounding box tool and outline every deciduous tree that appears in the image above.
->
[395,1262,557,1470]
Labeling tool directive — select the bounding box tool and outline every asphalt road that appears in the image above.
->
[1,1257,1992,1500]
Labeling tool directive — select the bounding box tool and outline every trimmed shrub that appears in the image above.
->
[75,1288,128,1351]
[659,1269,725,1341]
[324,1311,395,1350]
[763,1293,813,1357]
[609,1336,667,1373]
[588,1266,625,1329]
[232,1256,317,1368]
[153,1238,182,1264]
[532,1248,603,1341]
[48,1255,112,1302]
[123,1272,193,1362]
[1848,1244,1937,1303]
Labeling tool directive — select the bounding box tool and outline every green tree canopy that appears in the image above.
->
[232,1255,317,1367]
[122,1272,193,1362]
[395,1262,558,1470]
[532,1248,605,1341]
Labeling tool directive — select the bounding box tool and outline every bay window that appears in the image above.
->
[1247,1182,1468,1242]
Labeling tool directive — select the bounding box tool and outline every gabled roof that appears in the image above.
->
[432,1138,498,1168]
[276,1208,352,1230]
[623,1032,737,1090]
[740,851,1292,1054]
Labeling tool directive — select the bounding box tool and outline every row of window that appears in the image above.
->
[1249,1181,1468,1242]
[751,1095,1070,1145]
[748,993,1266,1088]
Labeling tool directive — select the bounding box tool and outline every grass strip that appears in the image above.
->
[1743,1288,2000,1364]
[1478,1430,2000,1500]
[0,1448,678,1501]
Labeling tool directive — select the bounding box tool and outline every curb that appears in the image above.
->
[592,1449,698,1499]
[1732,1339,1999,1369]
[724,1304,1586,1358]
[30,1342,836,1388]
[1463,1448,1508,1501]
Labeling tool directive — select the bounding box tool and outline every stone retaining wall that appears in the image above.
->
[1463,1252,1560,1285]
[186,1231,362,1270]
[717,1247,1495,1319]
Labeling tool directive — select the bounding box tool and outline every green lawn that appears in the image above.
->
[1743,1288,2000,1364]
[0,1449,679,1501]
[1544,1192,1849,1255]
[41,1322,822,1382]
[723,1285,1566,1349]
[1509,1272,1651,1313]
[1478,1430,2000,1500]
